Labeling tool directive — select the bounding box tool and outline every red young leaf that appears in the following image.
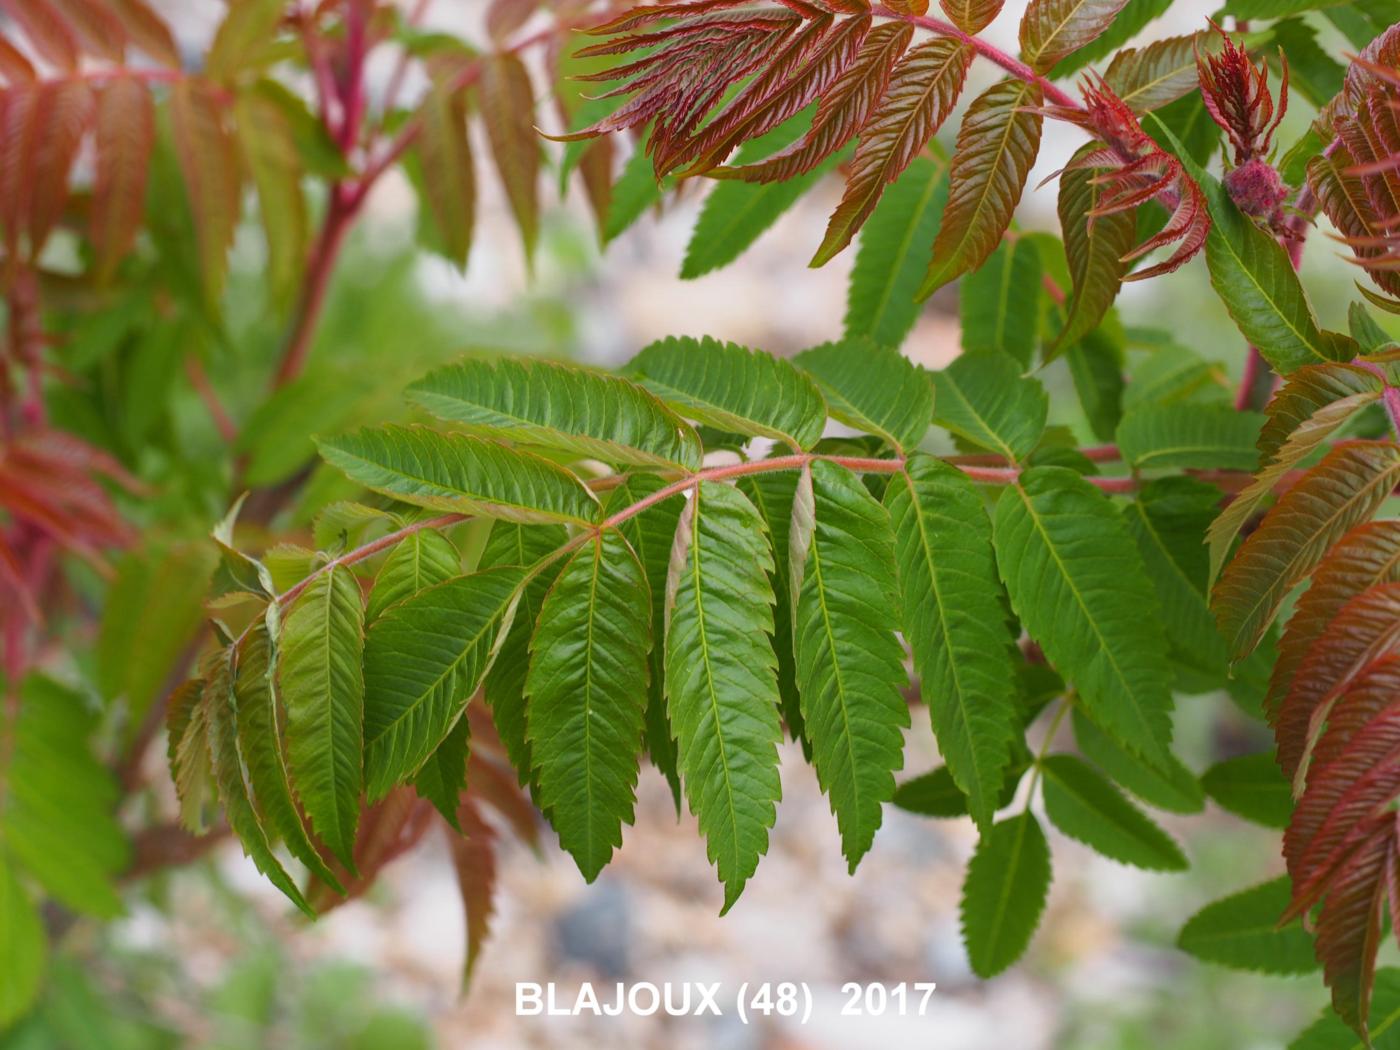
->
[1277,581,1400,784]
[107,0,180,68]
[1196,23,1287,166]
[416,78,476,268]
[1019,0,1130,75]
[678,12,869,176]
[1267,522,1400,726]
[919,77,1043,295]
[940,0,1002,35]
[49,0,127,63]
[479,53,541,259]
[307,787,436,913]
[1212,441,1400,664]
[0,37,35,84]
[1039,75,1210,281]
[170,80,241,308]
[812,37,971,265]
[448,798,498,987]
[0,0,80,71]
[91,77,154,281]
[1052,142,1136,354]
[712,20,913,184]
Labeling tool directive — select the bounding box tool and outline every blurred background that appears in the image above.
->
[5,0,1390,1047]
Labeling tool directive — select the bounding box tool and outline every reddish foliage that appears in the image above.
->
[1038,75,1209,280]
[1196,25,1287,167]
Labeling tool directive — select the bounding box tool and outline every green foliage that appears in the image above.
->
[930,351,1048,462]
[1201,752,1292,828]
[627,336,827,451]
[317,426,600,525]
[960,813,1052,978]
[0,677,129,1023]
[958,237,1043,367]
[845,154,947,349]
[526,531,652,879]
[665,482,784,913]
[1177,878,1319,975]
[790,462,910,868]
[1040,754,1187,871]
[14,1,1400,1041]
[281,563,366,867]
[886,454,1019,832]
[794,340,933,453]
[362,567,525,799]
[994,468,1174,765]
[407,355,703,470]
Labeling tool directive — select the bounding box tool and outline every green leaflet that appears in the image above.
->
[1177,877,1319,975]
[362,566,526,799]
[527,531,652,880]
[885,454,1020,832]
[1201,753,1293,829]
[1292,968,1400,1049]
[738,470,808,755]
[1053,149,1135,356]
[479,523,569,787]
[201,650,314,916]
[365,527,461,623]
[1351,302,1392,352]
[234,624,343,890]
[1223,0,1344,16]
[1,677,128,920]
[683,109,840,280]
[959,812,1052,978]
[317,425,599,525]
[406,355,702,470]
[958,237,1043,368]
[931,350,1048,462]
[790,462,910,870]
[994,467,1175,766]
[1040,754,1187,871]
[1117,404,1264,472]
[414,715,468,828]
[1212,442,1400,661]
[627,336,828,451]
[1122,478,1230,693]
[281,562,366,868]
[97,539,216,740]
[665,481,784,913]
[893,757,1027,818]
[1268,19,1344,108]
[794,339,933,453]
[1206,364,1385,581]
[1065,327,1125,443]
[604,141,666,244]
[845,154,948,350]
[1071,709,1204,814]
[1154,117,1354,375]
[0,858,44,1027]
[611,475,686,809]
[169,679,215,833]
[1122,342,1230,410]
